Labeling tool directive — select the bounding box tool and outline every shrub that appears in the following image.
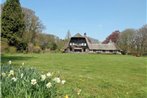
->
[33,46,42,53]
[1,42,17,54]
[8,46,17,54]
[1,38,9,54]
[17,41,27,52]
[1,61,66,98]
[27,43,42,53]
[43,48,51,53]
[27,43,34,53]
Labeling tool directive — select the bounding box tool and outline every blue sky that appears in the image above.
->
[1,0,146,41]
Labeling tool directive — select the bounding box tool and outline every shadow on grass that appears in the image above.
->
[1,54,34,63]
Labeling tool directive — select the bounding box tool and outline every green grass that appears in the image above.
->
[1,53,147,98]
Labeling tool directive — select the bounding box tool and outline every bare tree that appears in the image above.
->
[117,29,136,54]
[65,30,71,40]
[22,8,45,45]
[135,25,147,55]
[117,25,147,56]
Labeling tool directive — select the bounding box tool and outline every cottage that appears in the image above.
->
[64,33,122,54]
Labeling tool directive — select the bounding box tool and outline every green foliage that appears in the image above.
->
[16,41,27,52]
[1,0,25,49]
[33,46,42,53]
[7,46,17,54]
[1,38,17,54]
[1,38,9,53]
[26,43,42,53]
[38,33,62,51]
[1,63,66,98]
[47,42,57,50]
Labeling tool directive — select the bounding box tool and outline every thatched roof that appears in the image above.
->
[65,33,119,51]
[84,34,118,50]
[88,37,100,44]
[73,33,83,37]
[88,43,118,50]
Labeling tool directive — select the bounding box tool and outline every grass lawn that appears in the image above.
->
[1,53,147,98]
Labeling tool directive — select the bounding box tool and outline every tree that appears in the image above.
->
[38,33,60,51]
[135,25,147,55]
[22,7,45,45]
[102,30,120,44]
[1,0,25,48]
[65,30,71,40]
[117,25,147,56]
[47,42,57,50]
[117,29,136,54]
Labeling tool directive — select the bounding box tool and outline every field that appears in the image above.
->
[1,53,147,98]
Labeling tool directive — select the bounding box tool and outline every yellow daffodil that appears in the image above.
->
[65,95,68,98]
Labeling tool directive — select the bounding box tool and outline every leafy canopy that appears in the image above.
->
[1,0,25,47]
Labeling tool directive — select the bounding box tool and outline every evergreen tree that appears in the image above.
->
[1,0,25,48]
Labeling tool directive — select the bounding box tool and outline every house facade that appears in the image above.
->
[64,33,122,54]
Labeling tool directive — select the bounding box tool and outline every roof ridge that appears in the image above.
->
[73,33,83,37]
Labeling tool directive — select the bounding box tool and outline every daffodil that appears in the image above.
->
[46,82,52,88]
[11,77,17,82]
[61,80,66,84]
[31,79,37,85]
[53,77,61,83]
[9,70,14,76]
[65,95,68,98]
[46,72,52,77]
[22,62,24,66]
[77,89,81,95]
[41,74,46,81]
[1,72,6,77]
[8,60,12,65]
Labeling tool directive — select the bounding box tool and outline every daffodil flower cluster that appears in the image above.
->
[30,72,66,89]
[1,61,67,98]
